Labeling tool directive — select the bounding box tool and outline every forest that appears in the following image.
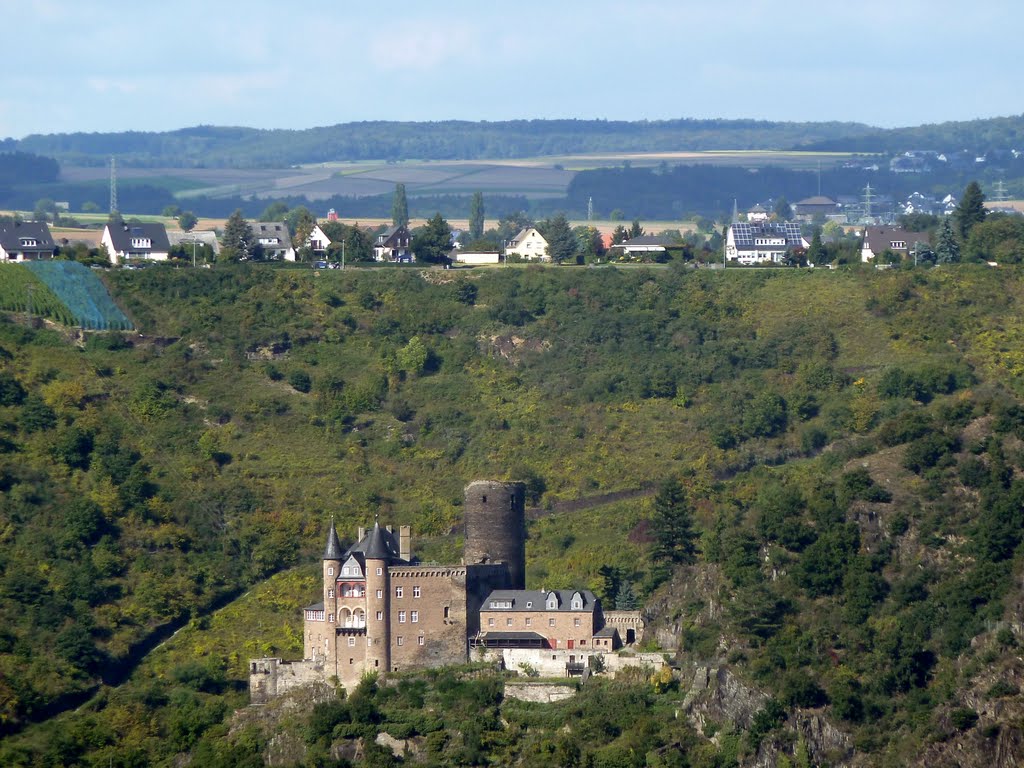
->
[0,258,1024,765]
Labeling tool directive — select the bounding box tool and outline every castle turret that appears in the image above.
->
[363,522,393,673]
[322,520,344,675]
[463,480,527,590]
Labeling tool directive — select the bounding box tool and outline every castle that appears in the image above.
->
[250,480,645,702]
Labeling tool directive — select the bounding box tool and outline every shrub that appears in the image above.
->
[287,370,311,393]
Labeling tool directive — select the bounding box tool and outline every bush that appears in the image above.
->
[949,707,979,731]
[287,370,311,393]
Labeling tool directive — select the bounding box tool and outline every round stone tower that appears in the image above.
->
[463,480,526,590]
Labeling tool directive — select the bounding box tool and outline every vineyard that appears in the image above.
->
[24,261,133,330]
[0,263,78,325]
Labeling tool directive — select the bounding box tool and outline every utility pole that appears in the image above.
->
[341,240,345,270]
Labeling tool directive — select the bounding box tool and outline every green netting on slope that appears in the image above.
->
[24,261,134,330]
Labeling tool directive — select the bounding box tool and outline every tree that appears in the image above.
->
[806,229,825,265]
[221,209,254,261]
[33,198,57,222]
[469,191,485,241]
[954,181,986,240]
[177,211,198,232]
[411,213,451,264]
[260,201,289,222]
[773,197,793,222]
[629,219,644,239]
[934,217,961,264]
[392,184,409,227]
[285,206,315,239]
[651,479,699,565]
[541,213,578,264]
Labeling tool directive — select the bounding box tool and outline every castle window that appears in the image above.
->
[399,611,406,623]
[525,618,532,627]
[395,586,403,598]
[574,618,581,627]
[350,658,354,664]
[348,637,355,647]
[328,589,334,598]
[411,611,418,623]
[418,636,424,646]
[328,614,334,623]
[376,567,383,575]
[549,618,556,627]
[482,495,487,503]
[444,606,450,620]
[376,611,383,621]
[342,566,348,575]
[328,567,334,576]
[368,638,373,646]
[413,586,421,598]
[488,618,495,627]
[376,589,383,599]
[506,618,513,626]
[489,599,512,609]
[526,602,532,608]
[397,636,404,646]
[353,567,360,576]
[581,639,586,645]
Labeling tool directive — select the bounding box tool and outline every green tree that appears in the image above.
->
[260,201,289,222]
[807,229,825,265]
[469,191,485,241]
[412,213,452,264]
[541,213,579,264]
[392,183,409,227]
[934,217,961,264]
[629,219,644,239]
[651,479,699,565]
[773,197,793,222]
[954,181,987,240]
[177,211,198,232]
[964,215,1024,263]
[221,209,254,261]
[611,224,628,245]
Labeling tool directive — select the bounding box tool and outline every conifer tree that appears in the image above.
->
[651,479,699,565]
[391,184,409,227]
[935,217,961,264]
[469,191,485,242]
[954,181,986,240]
[221,209,254,261]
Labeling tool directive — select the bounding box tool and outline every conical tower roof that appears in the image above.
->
[362,521,400,561]
[323,520,344,560]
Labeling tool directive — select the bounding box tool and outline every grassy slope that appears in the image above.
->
[1,263,1024,765]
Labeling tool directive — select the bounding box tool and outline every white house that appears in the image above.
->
[101,222,171,265]
[306,224,332,258]
[0,221,54,262]
[252,222,295,261]
[725,222,808,265]
[504,227,549,262]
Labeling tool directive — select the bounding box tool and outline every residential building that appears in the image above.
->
[793,196,840,222]
[861,226,930,263]
[252,222,295,261]
[746,204,770,223]
[0,221,55,262]
[725,222,808,265]
[307,224,332,258]
[475,589,608,652]
[101,222,171,265]
[504,227,549,262]
[608,235,673,261]
[374,225,413,262]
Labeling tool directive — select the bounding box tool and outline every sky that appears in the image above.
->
[2,0,1022,140]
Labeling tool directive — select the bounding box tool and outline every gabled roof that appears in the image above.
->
[483,589,598,613]
[376,225,408,246]
[509,227,546,245]
[795,196,838,207]
[0,221,54,251]
[252,222,291,243]
[104,222,170,253]
[730,222,805,249]
[323,521,344,560]
[862,226,929,254]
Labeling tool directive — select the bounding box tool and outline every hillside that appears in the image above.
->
[1,263,1024,766]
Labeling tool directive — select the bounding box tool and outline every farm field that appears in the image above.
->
[54,150,863,204]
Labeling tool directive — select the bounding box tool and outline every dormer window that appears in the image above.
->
[131,237,152,248]
[19,238,37,247]
[489,599,512,609]
[546,592,559,610]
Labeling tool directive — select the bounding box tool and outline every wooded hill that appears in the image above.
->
[1,263,1024,766]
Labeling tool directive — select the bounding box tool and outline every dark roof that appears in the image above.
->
[376,225,408,246]
[324,522,344,560]
[730,222,805,249]
[794,196,838,207]
[304,601,325,611]
[483,589,598,613]
[594,626,619,638]
[105,222,170,253]
[346,522,403,563]
[862,226,929,254]
[0,221,53,251]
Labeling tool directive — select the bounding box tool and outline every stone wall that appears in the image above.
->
[478,647,667,679]
[604,610,646,645]
[504,682,578,703]
[249,658,331,705]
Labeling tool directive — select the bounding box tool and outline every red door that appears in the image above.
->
[567,639,575,649]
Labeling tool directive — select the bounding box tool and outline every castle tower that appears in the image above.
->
[463,480,527,590]
[363,522,392,673]
[321,520,344,676]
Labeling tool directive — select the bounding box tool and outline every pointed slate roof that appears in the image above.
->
[361,522,400,561]
[323,521,344,560]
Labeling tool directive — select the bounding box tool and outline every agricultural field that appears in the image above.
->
[53,150,862,205]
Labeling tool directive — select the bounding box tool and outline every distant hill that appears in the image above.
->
[803,113,1024,153]
[15,119,878,168]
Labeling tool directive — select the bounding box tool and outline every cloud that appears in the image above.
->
[368,20,480,72]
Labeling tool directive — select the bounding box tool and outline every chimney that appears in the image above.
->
[400,525,411,562]
[358,526,365,542]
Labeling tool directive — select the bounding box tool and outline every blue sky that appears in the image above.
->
[3,0,1021,140]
